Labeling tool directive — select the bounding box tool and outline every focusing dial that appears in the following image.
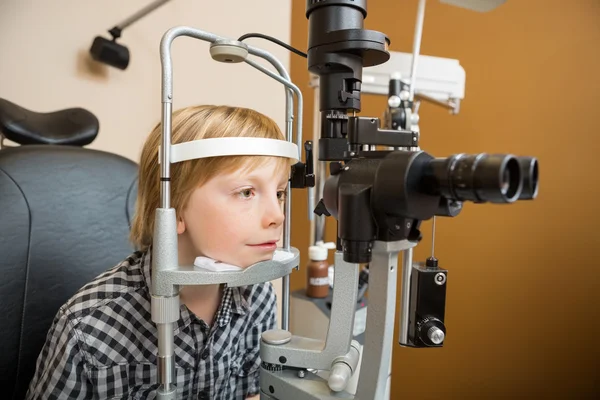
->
[416,316,446,346]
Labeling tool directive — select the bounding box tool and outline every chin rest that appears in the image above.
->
[0,98,99,146]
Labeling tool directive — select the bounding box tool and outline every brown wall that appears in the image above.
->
[289,0,600,398]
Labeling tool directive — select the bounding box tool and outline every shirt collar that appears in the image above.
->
[228,285,250,316]
[140,248,153,292]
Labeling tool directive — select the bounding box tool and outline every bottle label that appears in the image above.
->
[309,277,329,286]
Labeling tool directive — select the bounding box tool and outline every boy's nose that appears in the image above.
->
[263,198,285,228]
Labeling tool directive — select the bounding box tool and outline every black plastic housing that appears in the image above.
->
[322,150,538,263]
[407,262,448,348]
[89,36,130,70]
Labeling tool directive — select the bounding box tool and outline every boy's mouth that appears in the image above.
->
[247,241,278,250]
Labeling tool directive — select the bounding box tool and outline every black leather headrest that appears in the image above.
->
[0,98,99,146]
[0,145,138,400]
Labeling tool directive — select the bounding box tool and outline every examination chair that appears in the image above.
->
[0,98,139,399]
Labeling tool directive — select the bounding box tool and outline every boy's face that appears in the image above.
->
[178,157,289,268]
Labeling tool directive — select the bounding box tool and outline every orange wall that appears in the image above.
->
[289,0,599,398]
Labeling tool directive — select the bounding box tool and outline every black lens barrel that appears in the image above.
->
[425,153,537,204]
[515,156,539,200]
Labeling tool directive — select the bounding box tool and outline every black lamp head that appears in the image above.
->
[89,36,130,70]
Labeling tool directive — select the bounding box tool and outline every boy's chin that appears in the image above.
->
[206,249,275,269]
[238,253,276,269]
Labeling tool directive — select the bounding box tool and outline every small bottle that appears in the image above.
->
[306,241,335,298]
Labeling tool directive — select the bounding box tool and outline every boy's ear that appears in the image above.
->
[177,216,186,235]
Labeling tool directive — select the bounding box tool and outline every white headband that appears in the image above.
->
[160,137,300,164]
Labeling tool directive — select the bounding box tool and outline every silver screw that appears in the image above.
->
[298,370,306,378]
[434,272,446,285]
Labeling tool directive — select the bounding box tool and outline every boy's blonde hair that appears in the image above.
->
[130,105,291,251]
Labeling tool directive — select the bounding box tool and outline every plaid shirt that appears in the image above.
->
[26,250,277,399]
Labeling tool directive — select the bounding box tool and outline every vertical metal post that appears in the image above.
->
[408,0,427,102]
[355,241,414,399]
[399,248,414,345]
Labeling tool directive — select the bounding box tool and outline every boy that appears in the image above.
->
[27,105,293,399]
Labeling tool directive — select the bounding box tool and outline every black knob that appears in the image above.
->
[425,256,438,269]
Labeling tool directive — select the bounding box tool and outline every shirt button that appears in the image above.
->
[201,349,209,360]
[198,390,209,400]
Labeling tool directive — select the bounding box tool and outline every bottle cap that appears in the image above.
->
[308,241,336,261]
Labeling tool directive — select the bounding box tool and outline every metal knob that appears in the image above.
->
[209,39,248,63]
[388,95,401,108]
[427,326,445,344]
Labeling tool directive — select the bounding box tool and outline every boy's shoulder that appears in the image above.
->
[60,250,150,323]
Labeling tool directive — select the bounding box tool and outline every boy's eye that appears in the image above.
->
[239,188,254,198]
[277,190,287,201]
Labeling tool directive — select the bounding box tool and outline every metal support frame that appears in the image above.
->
[153,26,303,399]
[260,240,416,400]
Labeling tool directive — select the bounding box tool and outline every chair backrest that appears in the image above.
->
[0,145,138,400]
